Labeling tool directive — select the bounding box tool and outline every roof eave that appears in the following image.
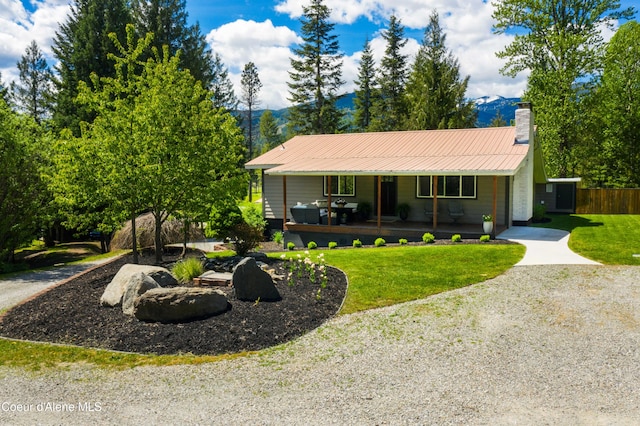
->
[262,169,519,176]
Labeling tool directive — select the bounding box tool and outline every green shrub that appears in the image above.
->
[307,241,318,250]
[242,203,267,231]
[480,234,491,242]
[287,241,296,250]
[451,234,462,242]
[374,237,386,247]
[172,257,204,283]
[422,232,435,243]
[533,204,547,221]
[352,239,362,248]
[328,241,338,249]
[398,238,408,245]
[273,231,284,244]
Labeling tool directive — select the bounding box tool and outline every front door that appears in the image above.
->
[375,176,397,216]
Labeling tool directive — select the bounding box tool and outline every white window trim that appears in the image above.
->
[323,175,356,197]
[416,175,477,199]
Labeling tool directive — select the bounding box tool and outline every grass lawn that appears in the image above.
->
[534,214,640,265]
[276,244,525,314]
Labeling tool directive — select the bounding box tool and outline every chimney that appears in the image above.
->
[515,102,533,144]
[512,102,535,225]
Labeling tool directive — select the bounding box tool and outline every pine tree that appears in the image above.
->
[131,0,214,88]
[259,110,282,153]
[369,15,408,132]
[287,0,344,135]
[0,72,8,102]
[211,53,238,112]
[10,41,54,124]
[489,111,507,127]
[240,62,262,201]
[405,11,476,130]
[353,39,376,131]
[51,0,131,135]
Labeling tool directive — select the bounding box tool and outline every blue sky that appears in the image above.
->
[2,0,637,109]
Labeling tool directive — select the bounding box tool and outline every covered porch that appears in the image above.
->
[283,219,507,248]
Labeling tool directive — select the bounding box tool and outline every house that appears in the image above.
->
[246,102,549,246]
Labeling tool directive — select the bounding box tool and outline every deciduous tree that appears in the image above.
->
[492,0,635,177]
[54,26,246,263]
[0,98,46,263]
[587,21,640,187]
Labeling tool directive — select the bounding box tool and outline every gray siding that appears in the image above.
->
[263,174,509,225]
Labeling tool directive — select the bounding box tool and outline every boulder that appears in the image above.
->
[121,272,160,316]
[100,264,177,307]
[133,287,229,323]
[232,257,281,302]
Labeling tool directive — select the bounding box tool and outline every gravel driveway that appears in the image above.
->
[1,264,639,425]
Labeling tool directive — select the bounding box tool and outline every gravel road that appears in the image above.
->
[1,264,639,425]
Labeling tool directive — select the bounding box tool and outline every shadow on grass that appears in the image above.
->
[533,213,604,233]
[12,242,103,271]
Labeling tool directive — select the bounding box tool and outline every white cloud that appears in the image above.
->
[0,0,71,82]
[206,19,302,110]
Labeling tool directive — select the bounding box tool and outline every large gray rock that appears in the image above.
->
[100,264,177,307]
[133,287,229,323]
[121,272,160,316]
[232,257,281,302]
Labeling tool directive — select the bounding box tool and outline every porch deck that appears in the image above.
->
[284,218,506,247]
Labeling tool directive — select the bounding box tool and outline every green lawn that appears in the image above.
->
[276,244,525,314]
[534,214,640,265]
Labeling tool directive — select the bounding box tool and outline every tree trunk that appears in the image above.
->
[154,212,163,264]
[131,211,139,264]
[181,219,190,258]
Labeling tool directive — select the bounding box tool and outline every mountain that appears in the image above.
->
[247,94,521,138]
[474,95,521,127]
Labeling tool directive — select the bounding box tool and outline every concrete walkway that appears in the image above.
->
[0,259,114,312]
[497,226,601,266]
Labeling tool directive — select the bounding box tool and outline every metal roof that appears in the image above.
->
[246,127,530,176]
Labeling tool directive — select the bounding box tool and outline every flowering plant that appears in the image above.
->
[482,214,493,222]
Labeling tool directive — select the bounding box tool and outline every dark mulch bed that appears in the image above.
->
[0,250,347,356]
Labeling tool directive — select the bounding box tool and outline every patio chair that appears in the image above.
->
[448,200,464,223]
[424,204,434,223]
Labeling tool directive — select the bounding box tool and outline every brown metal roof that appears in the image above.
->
[246,127,528,176]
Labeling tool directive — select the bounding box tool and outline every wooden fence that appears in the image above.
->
[576,188,640,214]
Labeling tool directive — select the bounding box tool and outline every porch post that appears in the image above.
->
[492,176,498,238]
[282,175,287,231]
[377,175,382,230]
[327,175,332,230]
[432,175,438,231]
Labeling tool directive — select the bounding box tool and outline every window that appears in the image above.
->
[416,176,476,198]
[324,175,355,196]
